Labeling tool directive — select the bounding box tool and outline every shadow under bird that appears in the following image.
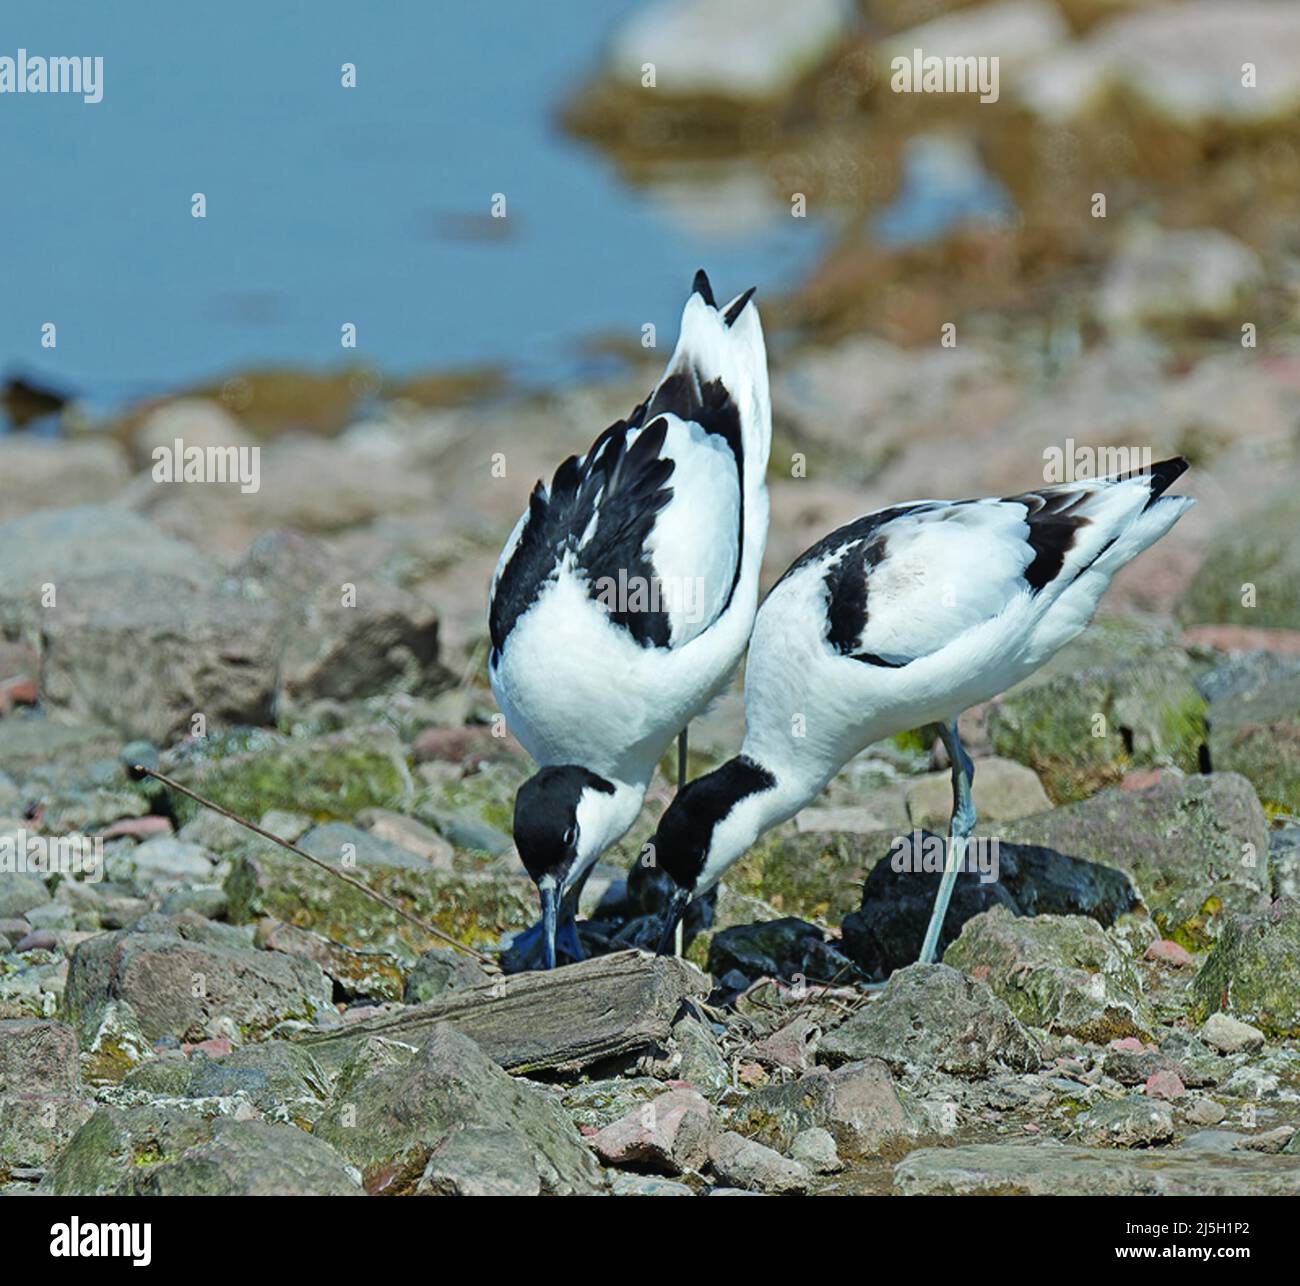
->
[488,270,772,968]
[649,458,1194,963]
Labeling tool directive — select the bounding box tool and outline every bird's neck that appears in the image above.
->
[695,755,809,894]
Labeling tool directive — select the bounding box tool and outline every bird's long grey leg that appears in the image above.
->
[673,726,690,958]
[918,720,976,965]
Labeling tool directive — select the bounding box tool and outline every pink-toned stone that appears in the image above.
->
[1180,625,1300,657]
[751,1015,820,1072]
[1120,769,1164,792]
[588,1088,716,1174]
[182,1037,232,1058]
[1145,939,1194,967]
[102,815,174,840]
[1145,1069,1186,1100]
[1109,1036,1148,1053]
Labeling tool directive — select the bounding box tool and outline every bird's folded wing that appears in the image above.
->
[816,469,1182,667]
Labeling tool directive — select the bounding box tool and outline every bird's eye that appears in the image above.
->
[562,825,577,848]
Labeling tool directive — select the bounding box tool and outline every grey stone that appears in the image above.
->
[707,1131,809,1194]
[819,963,1040,1076]
[1077,1096,1175,1147]
[313,1023,603,1195]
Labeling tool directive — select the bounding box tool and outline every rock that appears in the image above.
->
[0,1019,79,1094]
[609,1172,694,1197]
[605,0,853,99]
[1021,1,1300,125]
[1145,939,1194,967]
[226,820,532,958]
[819,963,1040,1076]
[0,439,130,523]
[1000,774,1271,948]
[39,574,281,744]
[1097,225,1263,331]
[124,837,217,888]
[790,1126,841,1174]
[302,951,708,1078]
[841,832,1137,978]
[733,1058,915,1161]
[707,917,862,987]
[881,0,1068,88]
[0,918,31,947]
[1180,478,1300,630]
[1190,900,1300,1038]
[1185,1098,1227,1127]
[560,1078,669,1132]
[357,808,453,867]
[184,1040,331,1125]
[402,947,491,1004]
[1145,1069,1186,1101]
[986,621,1207,802]
[671,1013,730,1091]
[905,758,1050,830]
[943,906,1150,1042]
[255,918,406,1002]
[1078,1097,1175,1147]
[1200,1012,1265,1055]
[417,1127,543,1196]
[0,873,50,921]
[313,1023,603,1195]
[0,506,214,649]
[589,1087,717,1175]
[1270,828,1300,902]
[0,1093,96,1170]
[1204,668,1300,814]
[749,1013,820,1074]
[895,1141,1300,1196]
[64,915,333,1046]
[1102,1045,1188,1089]
[42,1106,361,1195]
[168,726,413,829]
[234,529,450,707]
[707,1131,809,1194]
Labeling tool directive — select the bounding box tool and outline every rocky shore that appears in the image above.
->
[4,0,1300,1196]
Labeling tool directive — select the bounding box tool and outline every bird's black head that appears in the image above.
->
[646,755,777,895]
[513,765,614,885]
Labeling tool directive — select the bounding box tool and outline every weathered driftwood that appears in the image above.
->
[296,949,709,1075]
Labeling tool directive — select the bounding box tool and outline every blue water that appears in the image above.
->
[1,0,830,417]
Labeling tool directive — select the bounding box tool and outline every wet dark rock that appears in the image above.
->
[707,916,864,987]
[841,833,1137,979]
[819,963,1041,1076]
[313,1023,603,1195]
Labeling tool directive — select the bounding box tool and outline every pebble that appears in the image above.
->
[1144,939,1194,966]
[1144,1069,1186,1100]
[1185,1098,1227,1126]
[790,1127,842,1174]
[14,929,57,953]
[1200,1013,1265,1055]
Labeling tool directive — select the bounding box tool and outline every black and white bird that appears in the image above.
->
[488,271,771,968]
[649,459,1194,964]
